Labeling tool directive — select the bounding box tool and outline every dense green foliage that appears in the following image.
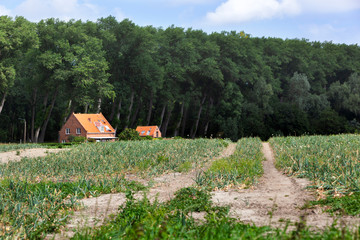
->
[196,137,264,189]
[117,128,142,141]
[1,16,360,142]
[270,134,360,215]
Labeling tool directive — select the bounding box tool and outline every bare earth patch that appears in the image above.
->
[0,148,68,164]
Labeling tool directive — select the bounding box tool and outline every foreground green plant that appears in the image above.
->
[0,177,145,239]
[73,188,360,240]
[196,137,264,190]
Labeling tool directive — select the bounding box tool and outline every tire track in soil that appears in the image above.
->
[49,143,237,239]
[212,142,360,230]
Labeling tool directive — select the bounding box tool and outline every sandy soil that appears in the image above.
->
[49,142,360,239]
[0,148,67,164]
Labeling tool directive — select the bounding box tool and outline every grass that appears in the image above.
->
[270,134,360,215]
[196,137,264,190]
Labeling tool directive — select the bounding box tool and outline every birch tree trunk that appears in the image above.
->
[30,88,37,142]
[0,92,6,115]
[96,97,102,113]
[162,107,172,137]
[125,90,135,128]
[159,104,166,129]
[38,89,58,143]
[191,94,206,139]
[146,91,153,125]
[130,98,141,128]
[203,97,214,137]
[180,105,188,137]
[173,102,184,136]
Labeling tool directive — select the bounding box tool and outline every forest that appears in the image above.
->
[0,15,360,142]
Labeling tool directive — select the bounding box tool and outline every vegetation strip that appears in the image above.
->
[270,134,360,215]
[196,137,264,190]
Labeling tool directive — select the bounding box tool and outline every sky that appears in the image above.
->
[0,0,360,45]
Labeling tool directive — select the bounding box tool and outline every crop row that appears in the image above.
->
[0,139,227,182]
[270,134,360,193]
[196,137,264,190]
[0,143,43,153]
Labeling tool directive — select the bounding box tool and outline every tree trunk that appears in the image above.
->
[110,99,116,121]
[159,104,166,129]
[125,90,135,128]
[31,88,37,142]
[191,94,207,139]
[84,103,89,113]
[130,98,142,128]
[146,91,153,125]
[0,92,7,115]
[162,106,172,137]
[38,89,58,143]
[96,97,102,113]
[203,97,214,137]
[180,105,188,137]
[173,102,184,136]
[62,99,73,127]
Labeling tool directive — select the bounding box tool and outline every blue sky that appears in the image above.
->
[1,0,359,44]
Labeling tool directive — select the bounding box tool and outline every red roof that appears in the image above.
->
[74,113,115,133]
[136,126,160,137]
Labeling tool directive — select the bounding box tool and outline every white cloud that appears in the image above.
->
[0,5,12,16]
[206,0,301,24]
[13,0,104,22]
[206,0,360,24]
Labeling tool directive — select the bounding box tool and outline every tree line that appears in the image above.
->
[0,15,360,142]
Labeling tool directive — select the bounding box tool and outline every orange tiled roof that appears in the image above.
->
[74,113,115,133]
[136,126,159,137]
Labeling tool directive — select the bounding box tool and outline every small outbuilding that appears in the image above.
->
[136,126,162,138]
[59,113,117,143]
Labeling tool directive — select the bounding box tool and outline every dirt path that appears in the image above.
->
[0,148,67,164]
[51,143,237,239]
[212,142,360,229]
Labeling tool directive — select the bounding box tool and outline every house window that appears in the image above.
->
[65,128,70,135]
[99,126,104,132]
[76,128,81,134]
[141,131,145,135]
[62,140,66,143]
[146,131,150,135]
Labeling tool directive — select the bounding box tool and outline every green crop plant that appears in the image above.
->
[196,137,264,190]
[73,187,360,239]
[0,177,145,238]
[0,139,227,182]
[270,134,360,215]
[0,143,43,153]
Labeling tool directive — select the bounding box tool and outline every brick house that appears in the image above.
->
[59,113,117,143]
[135,126,162,138]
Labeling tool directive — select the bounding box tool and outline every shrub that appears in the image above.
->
[118,128,141,141]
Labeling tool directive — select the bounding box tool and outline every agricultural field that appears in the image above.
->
[270,134,360,215]
[0,136,360,239]
[0,138,227,238]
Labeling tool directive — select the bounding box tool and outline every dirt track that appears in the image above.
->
[212,142,360,229]
[0,148,67,164]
